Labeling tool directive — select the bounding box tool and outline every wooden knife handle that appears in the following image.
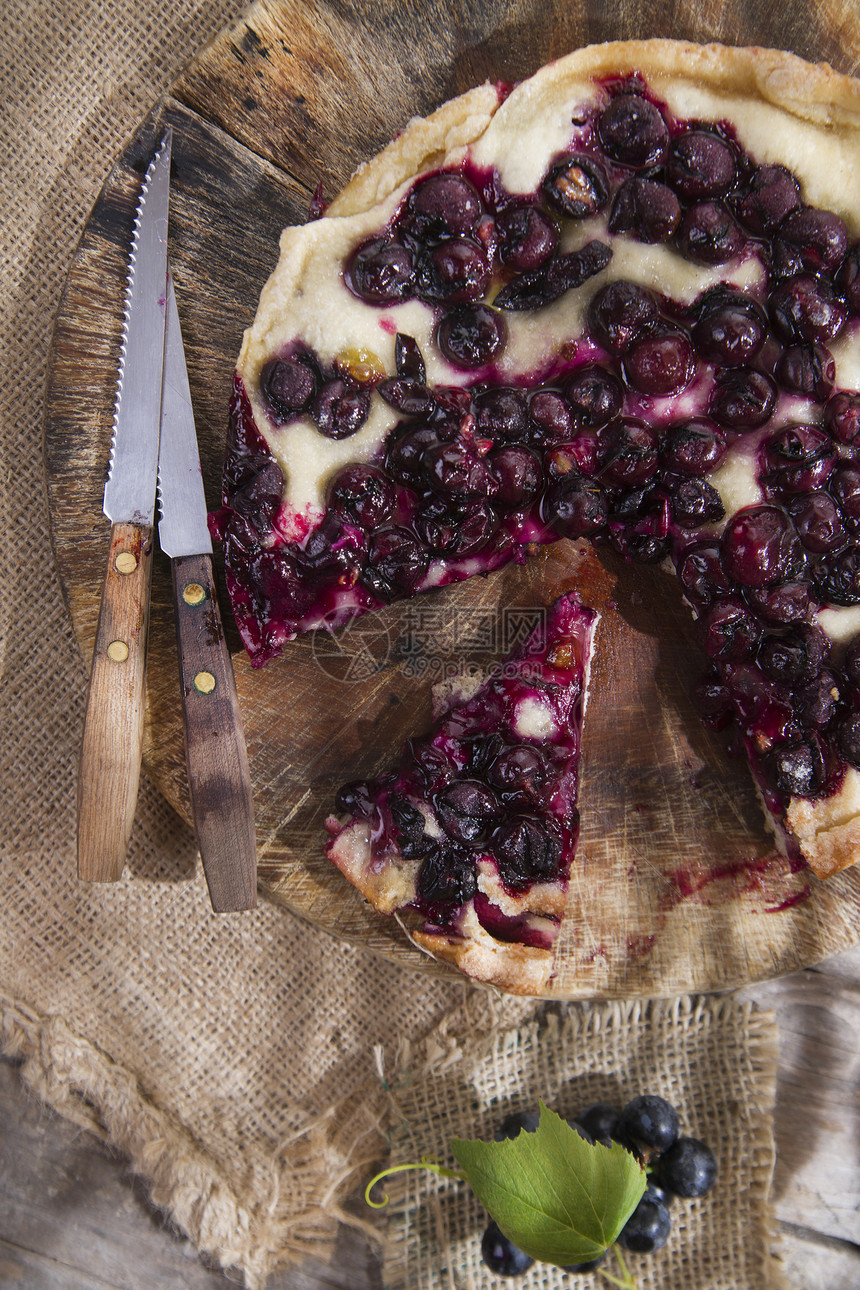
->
[77,521,153,882]
[171,553,257,912]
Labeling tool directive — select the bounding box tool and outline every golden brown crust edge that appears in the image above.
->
[785,801,860,879]
[413,919,554,996]
[328,40,860,220]
[328,82,500,217]
[329,823,560,993]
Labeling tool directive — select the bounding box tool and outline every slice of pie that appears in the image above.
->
[326,591,598,994]
[210,39,860,889]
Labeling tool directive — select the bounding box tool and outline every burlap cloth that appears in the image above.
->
[383,999,780,1290]
[0,3,780,1286]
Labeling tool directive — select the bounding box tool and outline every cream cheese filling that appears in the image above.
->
[240,202,790,517]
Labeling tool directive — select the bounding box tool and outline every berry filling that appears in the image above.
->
[215,71,860,874]
[325,593,597,981]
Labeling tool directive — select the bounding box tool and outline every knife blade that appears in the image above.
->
[78,128,172,883]
[158,275,257,912]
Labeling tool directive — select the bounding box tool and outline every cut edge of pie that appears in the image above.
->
[212,38,860,933]
[325,590,599,994]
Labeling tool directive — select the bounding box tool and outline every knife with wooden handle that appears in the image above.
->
[77,130,172,883]
[157,275,257,911]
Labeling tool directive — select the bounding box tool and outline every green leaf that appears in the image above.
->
[451,1102,646,1267]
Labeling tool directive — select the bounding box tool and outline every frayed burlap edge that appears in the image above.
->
[0,990,390,1289]
[378,995,786,1290]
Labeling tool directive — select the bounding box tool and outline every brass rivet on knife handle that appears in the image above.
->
[115,551,137,575]
[171,552,256,912]
[77,522,154,882]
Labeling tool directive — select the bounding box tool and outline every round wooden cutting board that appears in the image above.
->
[44,0,860,998]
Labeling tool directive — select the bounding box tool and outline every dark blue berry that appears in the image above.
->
[492,816,563,887]
[770,739,825,796]
[618,1196,672,1252]
[588,281,659,355]
[654,1136,718,1198]
[435,779,500,844]
[496,203,557,271]
[487,745,546,802]
[415,237,490,304]
[735,164,801,233]
[335,780,373,816]
[417,845,476,906]
[837,716,860,767]
[377,376,435,416]
[564,366,622,428]
[609,178,680,243]
[542,155,609,218]
[388,794,432,859]
[616,1095,679,1158]
[495,1109,540,1141]
[407,173,482,238]
[231,462,284,537]
[643,1179,672,1207]
[677,201,745,265]
[778,206,849,273]
[543,476,609,538]
[311,378,371,439]
[361,527,428,600]
[481,1221,535,1276]
[575,1103,621,1141]
[328,464,394,528]
[347,237,414,304]
[668,130,736,199]
[708,368,776,430]
[598,95,668,169]
[395,332,426,382]
[437,304,506,368]
[261,355,316,418]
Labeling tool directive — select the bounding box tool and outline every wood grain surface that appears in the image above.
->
[44,0,860,998]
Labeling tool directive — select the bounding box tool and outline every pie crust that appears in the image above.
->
[326,591,599,994]
[213,41,860,980]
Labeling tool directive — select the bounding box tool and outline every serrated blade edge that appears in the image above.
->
[156,275,213,558]
[103,128,172,525]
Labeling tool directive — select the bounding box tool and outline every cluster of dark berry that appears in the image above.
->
[217,79,860,824]
[481,1095,717,1277]
[332,595,588,918]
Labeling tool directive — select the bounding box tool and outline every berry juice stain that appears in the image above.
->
[626,932,657,959]
[764,886,812,913]
[661,850,808,912]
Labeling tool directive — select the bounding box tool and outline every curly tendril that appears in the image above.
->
[364,1157,466,1208]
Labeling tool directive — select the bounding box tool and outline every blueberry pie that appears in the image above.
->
[326,591,598,994]
[210,38,860,937]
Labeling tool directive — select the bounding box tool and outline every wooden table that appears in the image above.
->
[1,947,858,1289]
[26,5,860,1285]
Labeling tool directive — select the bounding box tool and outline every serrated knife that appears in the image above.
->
[157,274,257,912]
[77,129,172,884]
